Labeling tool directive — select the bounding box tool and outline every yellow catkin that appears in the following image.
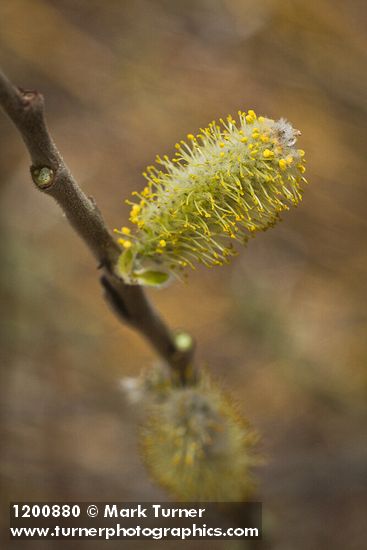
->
[115,110,307,286]
[139,368,258,501]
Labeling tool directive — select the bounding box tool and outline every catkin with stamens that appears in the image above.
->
[131,366,258,501]
[115,110,307,286]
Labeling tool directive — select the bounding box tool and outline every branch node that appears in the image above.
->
[100,275,131,322]
[18,87,43,109]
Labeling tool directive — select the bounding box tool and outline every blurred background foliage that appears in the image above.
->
[0,1,366,548]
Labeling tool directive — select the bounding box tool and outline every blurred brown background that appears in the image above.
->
[0,1,366,548]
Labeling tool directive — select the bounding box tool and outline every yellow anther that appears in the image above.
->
[278,159,287,171]
[118,239,132,249]
[263,149,274,159]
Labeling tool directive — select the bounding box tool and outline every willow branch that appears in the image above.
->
[0,69,195,385]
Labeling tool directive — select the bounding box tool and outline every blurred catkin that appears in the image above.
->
[122,366,258,501]
[115,110,306,286]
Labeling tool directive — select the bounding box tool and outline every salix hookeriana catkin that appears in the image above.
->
[115,110,307,286]
[134,367,258,501]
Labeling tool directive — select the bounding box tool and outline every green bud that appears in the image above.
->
[31,166,54,188]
